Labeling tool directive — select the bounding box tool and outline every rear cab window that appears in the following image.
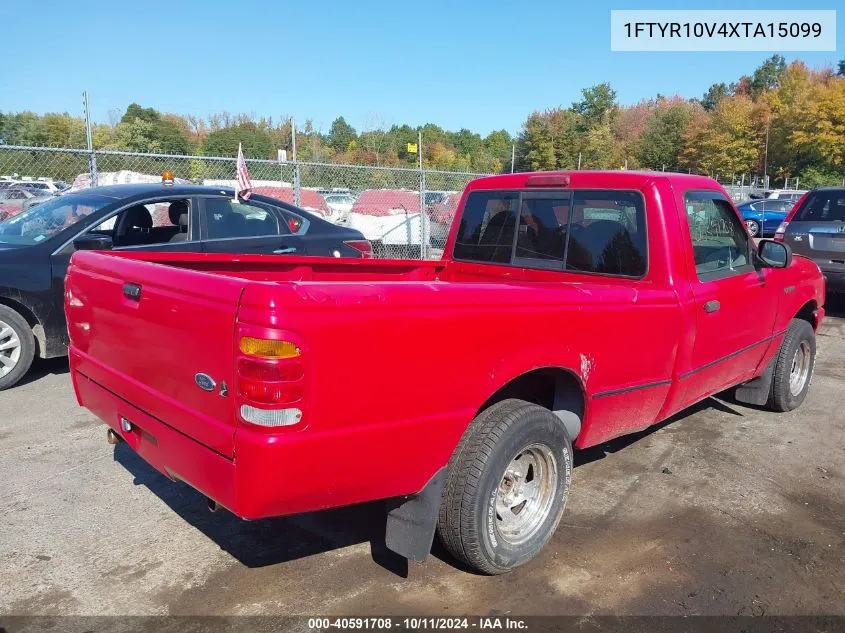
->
[453,189,647,277]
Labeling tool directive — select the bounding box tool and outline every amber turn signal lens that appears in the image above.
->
[239,337,301,359]
[162,170,175,185]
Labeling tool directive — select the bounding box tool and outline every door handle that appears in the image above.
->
[703,300,720,313]
[273,247,297,254]
[122,283,142,301]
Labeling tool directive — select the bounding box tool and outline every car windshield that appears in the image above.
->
[793,191,845,222]
[0,193,111,245]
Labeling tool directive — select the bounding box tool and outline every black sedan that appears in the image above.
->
[0,183,371,390]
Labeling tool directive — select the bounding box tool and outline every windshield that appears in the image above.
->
[793,191,845,222]
[0,194,111,245]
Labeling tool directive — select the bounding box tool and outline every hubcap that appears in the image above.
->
[745,220,759,236]
[0,321,22,378]
[494,444,558,545]
[789,340,811,397]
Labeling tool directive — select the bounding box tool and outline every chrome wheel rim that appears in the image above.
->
[0,321,22,378]
[494,444,558,545]
[789,340,811,397]
[745,220,759,236]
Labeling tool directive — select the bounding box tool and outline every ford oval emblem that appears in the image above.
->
[194,373,216,392]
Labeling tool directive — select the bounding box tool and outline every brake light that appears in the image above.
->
[239,379,303,404]
[237,332,307,429]
[238,358,303,382]
[344,239,373,258]
[774,222,788,242]
[526,174,570,187]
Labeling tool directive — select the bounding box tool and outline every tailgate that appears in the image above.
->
[66,251,248,458]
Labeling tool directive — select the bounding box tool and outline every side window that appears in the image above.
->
[203,198,284,240]
[684,192,750,280]
[88,199,191,247]
[566,191,647,277]
[453,191,519,263]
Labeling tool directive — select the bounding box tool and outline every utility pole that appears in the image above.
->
[82,91,97,187]
[763,122,770,189]
[291,118,300,207]
[577,152,582,170]
[510,144,515,173]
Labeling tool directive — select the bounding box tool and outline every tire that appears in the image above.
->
[767,318,815,412]
[0,305,36,391]
[437,399,573,575]
[745,219,760,237]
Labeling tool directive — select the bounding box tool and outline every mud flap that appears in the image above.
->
[385,467,446,562]
[735,357,776,406]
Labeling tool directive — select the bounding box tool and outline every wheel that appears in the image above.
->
[767,318,815,412]
[745,219,760,237]
[437,399,573,575]
[0,305,36,391]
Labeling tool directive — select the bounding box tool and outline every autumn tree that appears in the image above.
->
[202,122,273,158]
[637,99,697,171]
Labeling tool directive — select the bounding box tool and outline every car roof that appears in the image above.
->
[77,183,237,199]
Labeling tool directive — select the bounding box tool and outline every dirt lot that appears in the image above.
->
[1,300,844,617]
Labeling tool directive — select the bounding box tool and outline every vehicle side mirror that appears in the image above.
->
[73,234,113,251]
[758,239,791,268]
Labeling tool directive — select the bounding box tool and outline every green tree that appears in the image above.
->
[637,102,695,170]
[572,83,618,128]
[750,54,787,97]
[326,116,357,152]
[702,83,732,111]
[838,58,845,77]
[517,112,556,171]
[483,130,513,171]
[201,122,273,158]
[116,103,189,154]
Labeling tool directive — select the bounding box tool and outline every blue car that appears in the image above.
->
[736,198,795,237]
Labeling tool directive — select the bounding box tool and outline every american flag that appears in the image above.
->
[235,142,253,200]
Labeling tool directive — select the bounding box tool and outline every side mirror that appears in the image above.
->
[73,234,113,251]
[758,239,791,268]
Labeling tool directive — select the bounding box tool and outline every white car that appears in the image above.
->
[323,193,356,224]
[766,189,807,201]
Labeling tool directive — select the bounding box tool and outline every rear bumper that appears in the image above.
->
[71,365,460,521]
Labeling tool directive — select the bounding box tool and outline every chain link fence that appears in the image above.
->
[0,145,489,259]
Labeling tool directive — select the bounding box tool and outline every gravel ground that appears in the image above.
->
[1,298,844,617]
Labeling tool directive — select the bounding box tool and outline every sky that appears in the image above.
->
[1,0,842,137]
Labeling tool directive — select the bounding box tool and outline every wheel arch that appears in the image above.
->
[793,298,820,332]
[0,294,45,358]
[475,366,586,441]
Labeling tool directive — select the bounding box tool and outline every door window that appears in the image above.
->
[684,191,751,280]
[202,198,284,240]
[87,199,192,248]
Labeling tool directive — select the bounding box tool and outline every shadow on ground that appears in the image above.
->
[113,395,745,577]
[15,357,69,388]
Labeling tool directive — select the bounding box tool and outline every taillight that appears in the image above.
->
[774,222,788,242]
[236,333,306,429]
[343,239,373,258]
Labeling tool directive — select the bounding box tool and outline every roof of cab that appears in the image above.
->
[465,170,722,191]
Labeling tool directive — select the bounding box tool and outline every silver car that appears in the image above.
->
[776,188,845,292]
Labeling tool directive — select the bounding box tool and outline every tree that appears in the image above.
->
[326,117,357,152]
[572,83,618,128]
[517,112,556,171]
[838,58,845,77]
[702,83,732,111]
[791,78,845,170]
[750,54,787,97]
[201,122,273,158]
[637,102,696,170]
[115,103,189,154]
[483,130,513,171]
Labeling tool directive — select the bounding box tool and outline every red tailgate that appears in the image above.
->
[66,251,248,458]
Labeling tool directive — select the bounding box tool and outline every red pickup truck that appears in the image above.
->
[65,171,825,575]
